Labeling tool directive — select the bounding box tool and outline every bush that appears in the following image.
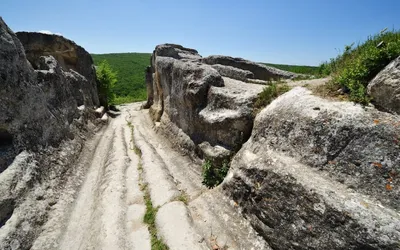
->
[321,29,400,104]
[96,60,117,106]
[254,83,291,113]
[202,160,229,188]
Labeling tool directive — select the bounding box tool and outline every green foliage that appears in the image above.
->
[262,63,320,75]
[92,53,151,104]
[319,29,400,104]
[202,160,230,188]
[254,83,291,113]
[142,188,169,250]
[96,60,117,104]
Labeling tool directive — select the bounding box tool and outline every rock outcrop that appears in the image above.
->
[146,43,400,249]
[210,64,254,82]
[368,56,400,115]
[202,55,297,80]
[16,31,100,107]
[0,18,102,249]
[222,87,400,249]
[146,44,264,163]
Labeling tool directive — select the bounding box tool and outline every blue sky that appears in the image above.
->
[1,0,399,66]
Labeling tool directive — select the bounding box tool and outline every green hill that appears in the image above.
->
[92,52,318,105]
[92,53,151,104]
[262,63,319,75]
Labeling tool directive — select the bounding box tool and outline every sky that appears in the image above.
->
[1,0,399,66]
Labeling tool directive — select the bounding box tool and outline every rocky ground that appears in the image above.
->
[12,103,266,250]
[2,15,400,249]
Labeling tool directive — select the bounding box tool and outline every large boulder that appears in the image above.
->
[16,31,100,107]
[0,18,101,249]
[148,44,264,162]
[222,87,400,249]
[202,55,297,80]
[368,56,400,115]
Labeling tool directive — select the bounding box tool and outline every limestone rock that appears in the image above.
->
[202,55,297,80]
[368,56,400,115]
[0,17,101,249]
[16,31,100,107]
[210,64,254,82]
[151,43,201,64]
[148,44,264,157]
[222,87,400,249]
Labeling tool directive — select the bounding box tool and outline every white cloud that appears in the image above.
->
[38,30,62,36]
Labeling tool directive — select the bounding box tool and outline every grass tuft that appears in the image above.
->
[175,190,189,205]
[253,83,291,114]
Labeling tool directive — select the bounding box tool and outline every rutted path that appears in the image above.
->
[31,103,267,250]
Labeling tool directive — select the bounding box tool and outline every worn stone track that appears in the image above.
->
[28,103,266,250]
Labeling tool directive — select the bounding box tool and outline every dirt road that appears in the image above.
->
[30,103,266,250]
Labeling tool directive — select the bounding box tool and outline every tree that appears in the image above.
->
[96,60,117,107]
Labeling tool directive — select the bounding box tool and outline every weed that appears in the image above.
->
[202,160,230,188]
[253,83,291,114]
[142,188,169,250]
[175,190,189,205]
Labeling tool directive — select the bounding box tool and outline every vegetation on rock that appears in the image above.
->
[319,29,400,104]
[202,160,230,188]
[254,82,291,113]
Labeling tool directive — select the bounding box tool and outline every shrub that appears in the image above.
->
[96,60,117,106]
[321,29,400,104]
[202,160,229,188]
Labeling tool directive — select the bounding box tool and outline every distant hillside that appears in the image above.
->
[262,63,319,75]
[92,53,151,104]
[92,52,318,104]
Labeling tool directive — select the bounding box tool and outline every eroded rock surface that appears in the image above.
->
[16,31,100,107]
[368,56,400,115]
[146,44,265,164]
[202,55,297,80]
[0,18,102,249]
[222,87,400,249]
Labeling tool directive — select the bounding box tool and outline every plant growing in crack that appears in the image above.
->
[202,160,230,188]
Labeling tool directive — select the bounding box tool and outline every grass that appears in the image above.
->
[202,160,230,188]
[318,28,400,104]
[253,82,291,114]
[175,190,189,205]
[92,53,151,105]
[128,122,168,250]
[142,185,169,250]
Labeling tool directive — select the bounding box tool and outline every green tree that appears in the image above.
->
[96,60,117,107]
